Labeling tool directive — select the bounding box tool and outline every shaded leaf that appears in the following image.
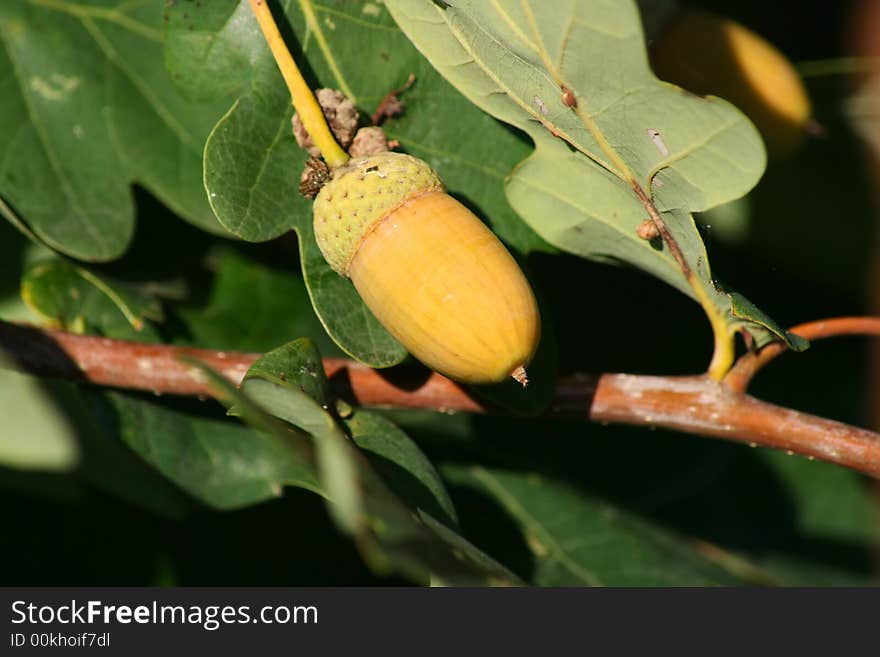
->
[0,0,229,262]
[237,339,364,531]
[445,466,745,586]
[199,347,519,584]
[347,409,458,527]
[0,209,48,322]
[172,247,341,357]
[635,0,678,39]
[243,336,332,406]
[113,390,321,510]
[242,339,457,528]
[52,383,195,519]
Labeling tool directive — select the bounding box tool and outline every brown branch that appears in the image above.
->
[2,320,880,477]
[724,317,880,393]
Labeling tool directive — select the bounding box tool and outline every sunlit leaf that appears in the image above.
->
[385,0,804,351]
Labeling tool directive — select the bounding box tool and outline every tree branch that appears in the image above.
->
[2,319,880,478]
[724,317,880,393]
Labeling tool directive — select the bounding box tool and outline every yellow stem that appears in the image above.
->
[248,0,349,168]
[694,282,735,381]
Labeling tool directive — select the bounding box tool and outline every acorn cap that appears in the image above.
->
[313,152,444,276]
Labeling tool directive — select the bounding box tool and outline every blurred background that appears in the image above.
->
[1,0,879,585]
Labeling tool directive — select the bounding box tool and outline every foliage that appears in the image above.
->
[0,0,876,586]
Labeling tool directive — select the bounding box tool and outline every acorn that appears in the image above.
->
[650,10,812,157]
[313,152,540,385]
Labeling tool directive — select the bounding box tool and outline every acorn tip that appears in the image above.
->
[511,365,528,387]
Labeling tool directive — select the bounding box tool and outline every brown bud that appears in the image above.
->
[637,219,660,240]
[349,126,390,158]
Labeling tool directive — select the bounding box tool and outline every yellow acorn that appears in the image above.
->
[245,0,538,383]
[313,152,540,385]
[650,10,812,157]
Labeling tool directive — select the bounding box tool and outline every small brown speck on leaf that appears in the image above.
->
[637,219,660,240]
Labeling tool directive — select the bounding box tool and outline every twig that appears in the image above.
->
[724,317,880,393]
[2,320,880,478]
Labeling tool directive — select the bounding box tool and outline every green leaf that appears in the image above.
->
[446,466,745,586]
[165,0,552,366]
[237,339,364,531]
[198,355,521,585]
[385,0,799,351]
[21,258,163,341]
[163,0,255,103]
[390,407,877,586]
[0,220,80,472]
[243,337,332,406]
[346,409,458,527]
[0,210,48,322]
[112,390,321,510]
[727,291,809,351]
[0,0,229,262]
[172,247,342,357]
[0,364,79,471]
[241,339,458,528]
